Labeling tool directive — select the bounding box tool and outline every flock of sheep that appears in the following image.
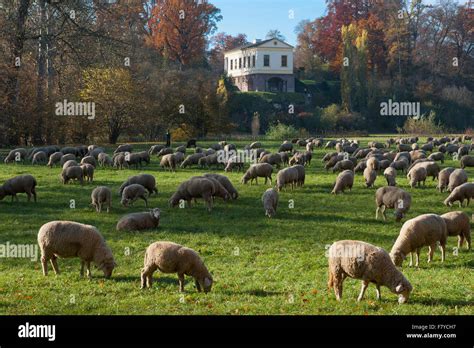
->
[1,134,473,304]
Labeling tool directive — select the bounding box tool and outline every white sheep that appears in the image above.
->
[262,188,279,218]
[116,208,161,231]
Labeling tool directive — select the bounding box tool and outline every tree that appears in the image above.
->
[266,29,286,41]
[147,0,222,69]
[209,32,248,73]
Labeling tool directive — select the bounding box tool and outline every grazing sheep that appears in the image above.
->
[323,152,338,162]
[260,153,282,168]
[366,157,379,171]
[428,152,444,163]
[249,141,262,149]
[140,241,213,292]
[202,176,231,202]
[160,154,177,172]
[354,160,367,173]
[278,152,290,166]
[278,142,293,153]
[80,163,95,182]
[447,169,468,192]
[62,159,78,170]
[91,186,112,213]
[60,147,79,157]
[437,167,455,192]
[421,143,433,152]
[332,159,354,173]
[31,151,47,165]
[390,214,447,267]
[224,155,244,172]
[97,152,113,167]
[149,144,165,155]
[407,166,427,188]
[124,153,143,169]
[116,208,161,231]
[375,186,411,222]
[169,177,215,212]
[241,163,273,185]
[175,145,186,154]
[378,159,391,171]
[80,155,97,168]
[121,184,148,207]
[324,154,345,171]
[0,175,37,202]
[60,154,76,167]
[389,159,409,173]
[47,152,63,168]
[224,144,236,152]
[181,153,206,168]
[363,167,377,188]
[173,151,185,165]
[331,170,354,194]
[113,153,128,170]
[409,161,440,181]
[460,155,474,169]
[203,173,238,200]
[328,240,412,303]
[383,167,397,186]
[293,165,305,187]
[114,144,133,154]
[61,166,83,185]
[440,211,471,250]
[119,174,158,196]
[276,167,298,191]
[157,147,173,157]
[89,147,105,159]
[262,188,279,218]
[198,154,221,169]
[444,183,474,207]
[397,143,412,152]
[38,221,115,278]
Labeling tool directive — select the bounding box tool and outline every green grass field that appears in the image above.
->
[0,136,472,315]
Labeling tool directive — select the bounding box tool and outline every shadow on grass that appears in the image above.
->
[219,289,284,297]
[113,275,178,285]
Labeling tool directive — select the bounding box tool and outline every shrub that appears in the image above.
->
[402,111,445,135]
[265,122,299,140]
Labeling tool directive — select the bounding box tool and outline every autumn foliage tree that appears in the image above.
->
[147,0,222,69]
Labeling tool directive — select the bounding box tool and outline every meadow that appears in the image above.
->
[0,136,472,315]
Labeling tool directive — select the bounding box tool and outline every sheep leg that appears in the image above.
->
[440,244,445,262]
[98,202,102,213]
[269,176,272,185]
[195,279,202,292]
[375,285,382,300]
[107,201,111,213]
[178,273,185,292]
[409,253,413,267]
[80,261,85,277]
[428,244,435,263]
[26,192,31,202]
[357,281,369,302]
[50,256,60,275]
[375,207,380,220]
[415,249,420,267]
[41,256,49,276]
[334,279,343,301]
[141,196,148,207]
[86,262,92,278]
[381,206,387,221]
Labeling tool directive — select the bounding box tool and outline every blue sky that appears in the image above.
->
[211,0,470,46]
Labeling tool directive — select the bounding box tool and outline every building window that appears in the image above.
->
[243,56,246,68]
[264,55,270,67]
[230,60,233,70]
[239,58,242,69]
[281,55,288,67]
[252,55,256,67]
[225,58,228,71]
[247,56,251,68]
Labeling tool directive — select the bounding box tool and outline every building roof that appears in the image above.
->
[224,38,294,54]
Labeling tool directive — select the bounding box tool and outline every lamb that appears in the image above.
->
[181,153,205,168]
[328,240,412,303]
[437,167,455,192]
[62,159,78,170]
[80,155,97,168]
[427,152,444,163]
[440,211,471,250]
[97,152,113,167]
[390,214,447,267]
[203,173,238,200]
[332,159,354,173]
[444,183,474,207]
[116,208,161,231]
[80,163,95,182]
[260,153,282,168]
[160,154,177,172]
[140,241,213,292]
[47,152,63,168]
[363,167,377,188]
[31,151,47,165]
[38,221,116,278]
[331,170,354,194]
[276,167,298,191]
[114,144,133,154]
[121,184,148,207]
[91,186,112,213]
[447,169,468,192]
[60,154,76,167]
[383,167,397,186]
[118,174,158,196]
[460,155,474,169]
[61,166,84,185]
[169,177,215,211]
[375,186,411,222]
[262,188,279,218]
[407,166,427,188]
[0,175,37,202]
[241,163,273,185]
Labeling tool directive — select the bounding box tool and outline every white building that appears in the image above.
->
[224,38,295,93]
